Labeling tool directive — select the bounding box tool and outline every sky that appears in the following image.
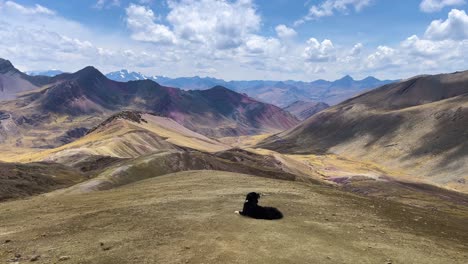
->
[0,0,467,81]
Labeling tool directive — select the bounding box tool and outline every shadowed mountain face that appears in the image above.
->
[0,61,299,151]
[0,59,52,100]
[284,101,330,120]
[26,68,298,135]
[341,72,468,110]
[259,70,468,191]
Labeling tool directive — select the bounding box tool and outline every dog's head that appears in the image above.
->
[245,192,261,204]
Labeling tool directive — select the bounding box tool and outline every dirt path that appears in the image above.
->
[1,171,467,263]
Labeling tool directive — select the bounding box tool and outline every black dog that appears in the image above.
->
[235,192,283,220]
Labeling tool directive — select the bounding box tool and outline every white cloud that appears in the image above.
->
[425,9,468,40]
[1,0,467,82]
[350,43,363,56]
[365,45,397,69]
[296,0,372,25]
[402,35,454,57]
[303,38,335,62]
[419,0,465,13]
[243,35,282,55]
[275,24,297,39]
[166,0,261,50]
[1,1,55,15]
[125,4,176,45]
[94,0,121,9]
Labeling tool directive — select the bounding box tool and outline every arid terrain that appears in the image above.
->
[0,59,467,264]
[1,171,468,264]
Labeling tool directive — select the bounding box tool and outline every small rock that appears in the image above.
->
[100,242,112,251]
[4,239,11,244]
[30,255,40,262]
[326,256,332,260]
[59,256,71,261]
[14,253,21,259]
[385,259,392,264]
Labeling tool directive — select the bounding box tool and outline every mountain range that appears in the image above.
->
[0,58,298,151]
[259,70,468,193]
[6,65,395,114]
[104,69,396,107]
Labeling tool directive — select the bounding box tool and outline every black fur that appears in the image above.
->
[238,192,283,220]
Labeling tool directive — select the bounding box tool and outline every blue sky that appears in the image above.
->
[0,0,467,81]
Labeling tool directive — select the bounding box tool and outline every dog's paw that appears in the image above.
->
[234,211,240,215]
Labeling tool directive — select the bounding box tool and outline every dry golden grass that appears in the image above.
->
[1,171,467,264]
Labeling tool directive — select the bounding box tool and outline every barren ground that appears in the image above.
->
[1,171,467,264]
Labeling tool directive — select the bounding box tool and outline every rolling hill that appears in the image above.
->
[258,70,468,192]
[20,111,230,165]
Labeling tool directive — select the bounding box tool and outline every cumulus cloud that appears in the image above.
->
[244,35,282,55]
[1,0,467,82]
[296,0,372,25]
[425,9,468,40]
[419,0,465,13]
[303,38,335,62]
[166,0,261,50]
[402,35,453,57]
[1,1,55,15]
[125,4,176,45]
[350,43,363,56]
[275,24,297,39]
[365,45,397,69]
[94,0,121,9]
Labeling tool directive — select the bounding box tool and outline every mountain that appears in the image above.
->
[26,70,65,77]
[0,62,299,152]
[258,70,468,192]
[284,101,330,120]
[157,76,227,90]
[104,69,395,107]
[0,59,52,100]
[331,75,354,87]
[106,69,157,82]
